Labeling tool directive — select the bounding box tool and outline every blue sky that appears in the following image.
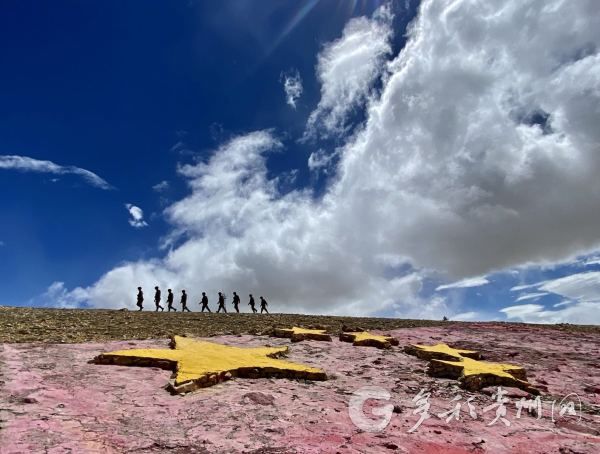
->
[1,0,599,324]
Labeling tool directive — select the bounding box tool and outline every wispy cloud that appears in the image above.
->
[0,155,113,190]
[125,204,148,228]
[515,292,549,302]
[304,4,393,139]
[510,282,545,292]
[502,271,600,323]
[281,70,303,109]
[152,180,170,193]
[436,276,490,291]
[501,301,600,324]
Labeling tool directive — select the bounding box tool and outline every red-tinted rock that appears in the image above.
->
[1,323,599,453]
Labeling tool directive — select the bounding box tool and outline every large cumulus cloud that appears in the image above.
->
[54,0,600,318]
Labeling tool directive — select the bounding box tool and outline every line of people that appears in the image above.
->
[136,287,270,313]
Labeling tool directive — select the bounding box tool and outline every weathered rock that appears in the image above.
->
[242,392,275,406]
[1,323,599,453]
[271,327,332,343]
[339,331,399,349]
[404,343,481,361]
[94,335,327,394]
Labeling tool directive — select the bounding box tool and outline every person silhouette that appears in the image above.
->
[248,294,257,313]
[232,291,240,313]
[200,292,211,312]
[154,286,164,312]
[167,289,177,312]
[216,292,227,313]
[259,296,269,314]
[136,287,144,311]
[181,289,190,312]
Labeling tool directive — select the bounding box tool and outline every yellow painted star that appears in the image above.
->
[404,343,480,361]
[272,326,332,342]
[339,331,399,349]
[404,343,537,394]
[429,356,537,394]
[94,336,327,394]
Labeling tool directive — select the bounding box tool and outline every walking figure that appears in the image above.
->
[248,294,257,313]
[232,291,240,313]
[216,292,227,313]
[154,286,164,312]
[200,292,211,312]
[136,287,144,311]
[260,296,269,314]
[181,289,191,312]
[167,289,177,312]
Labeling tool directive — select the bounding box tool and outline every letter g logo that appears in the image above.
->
[348,386,394,432]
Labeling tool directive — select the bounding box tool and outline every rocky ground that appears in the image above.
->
[1,307,599,453]
[1,306,598,344]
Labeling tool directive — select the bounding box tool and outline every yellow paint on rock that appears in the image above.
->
[429,356,535,393]
[94,336,327,393]
[272,326,332,342]
[339,331,399,349]
[405,343,537,393]
[436,356,525,380]
[285,327,328,335]
[405,343,480,360]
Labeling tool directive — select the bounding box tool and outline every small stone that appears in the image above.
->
[242,392,275,406]
[481,386,531,398]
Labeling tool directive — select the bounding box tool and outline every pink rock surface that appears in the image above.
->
[1,323,599,453]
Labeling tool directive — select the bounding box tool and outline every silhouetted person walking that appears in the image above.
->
[167,289,177,312]
[136,287,144,311]
[248,294,257,313]
[232,291,240,313]
[260,296,269,314]
[181,289,190,312]
[217,292,227,313]
[154,286,164,312]
[200,292,211,312]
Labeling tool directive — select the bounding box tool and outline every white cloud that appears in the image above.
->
[501,303,545,319]
[125,204,148,228]
[503,271,600,323]
[0,155,113,190]
[452,311,480,321]
[501,302,600,325]
[307,149,337,174]
[152,180,170,192]
[435,276,489,291]
[0,240,4,247]
[56,131,440,316]
[170,141,185,152]
[304,4,393,139]
[331,0,600,278]
[281,70,303,109]
[538,271,600,303]
[510,282,545,292]
[515,292,549,302]
[30,282,88,309]
[46,1,600,324]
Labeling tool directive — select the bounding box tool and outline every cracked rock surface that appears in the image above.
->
[1,322,599,453]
